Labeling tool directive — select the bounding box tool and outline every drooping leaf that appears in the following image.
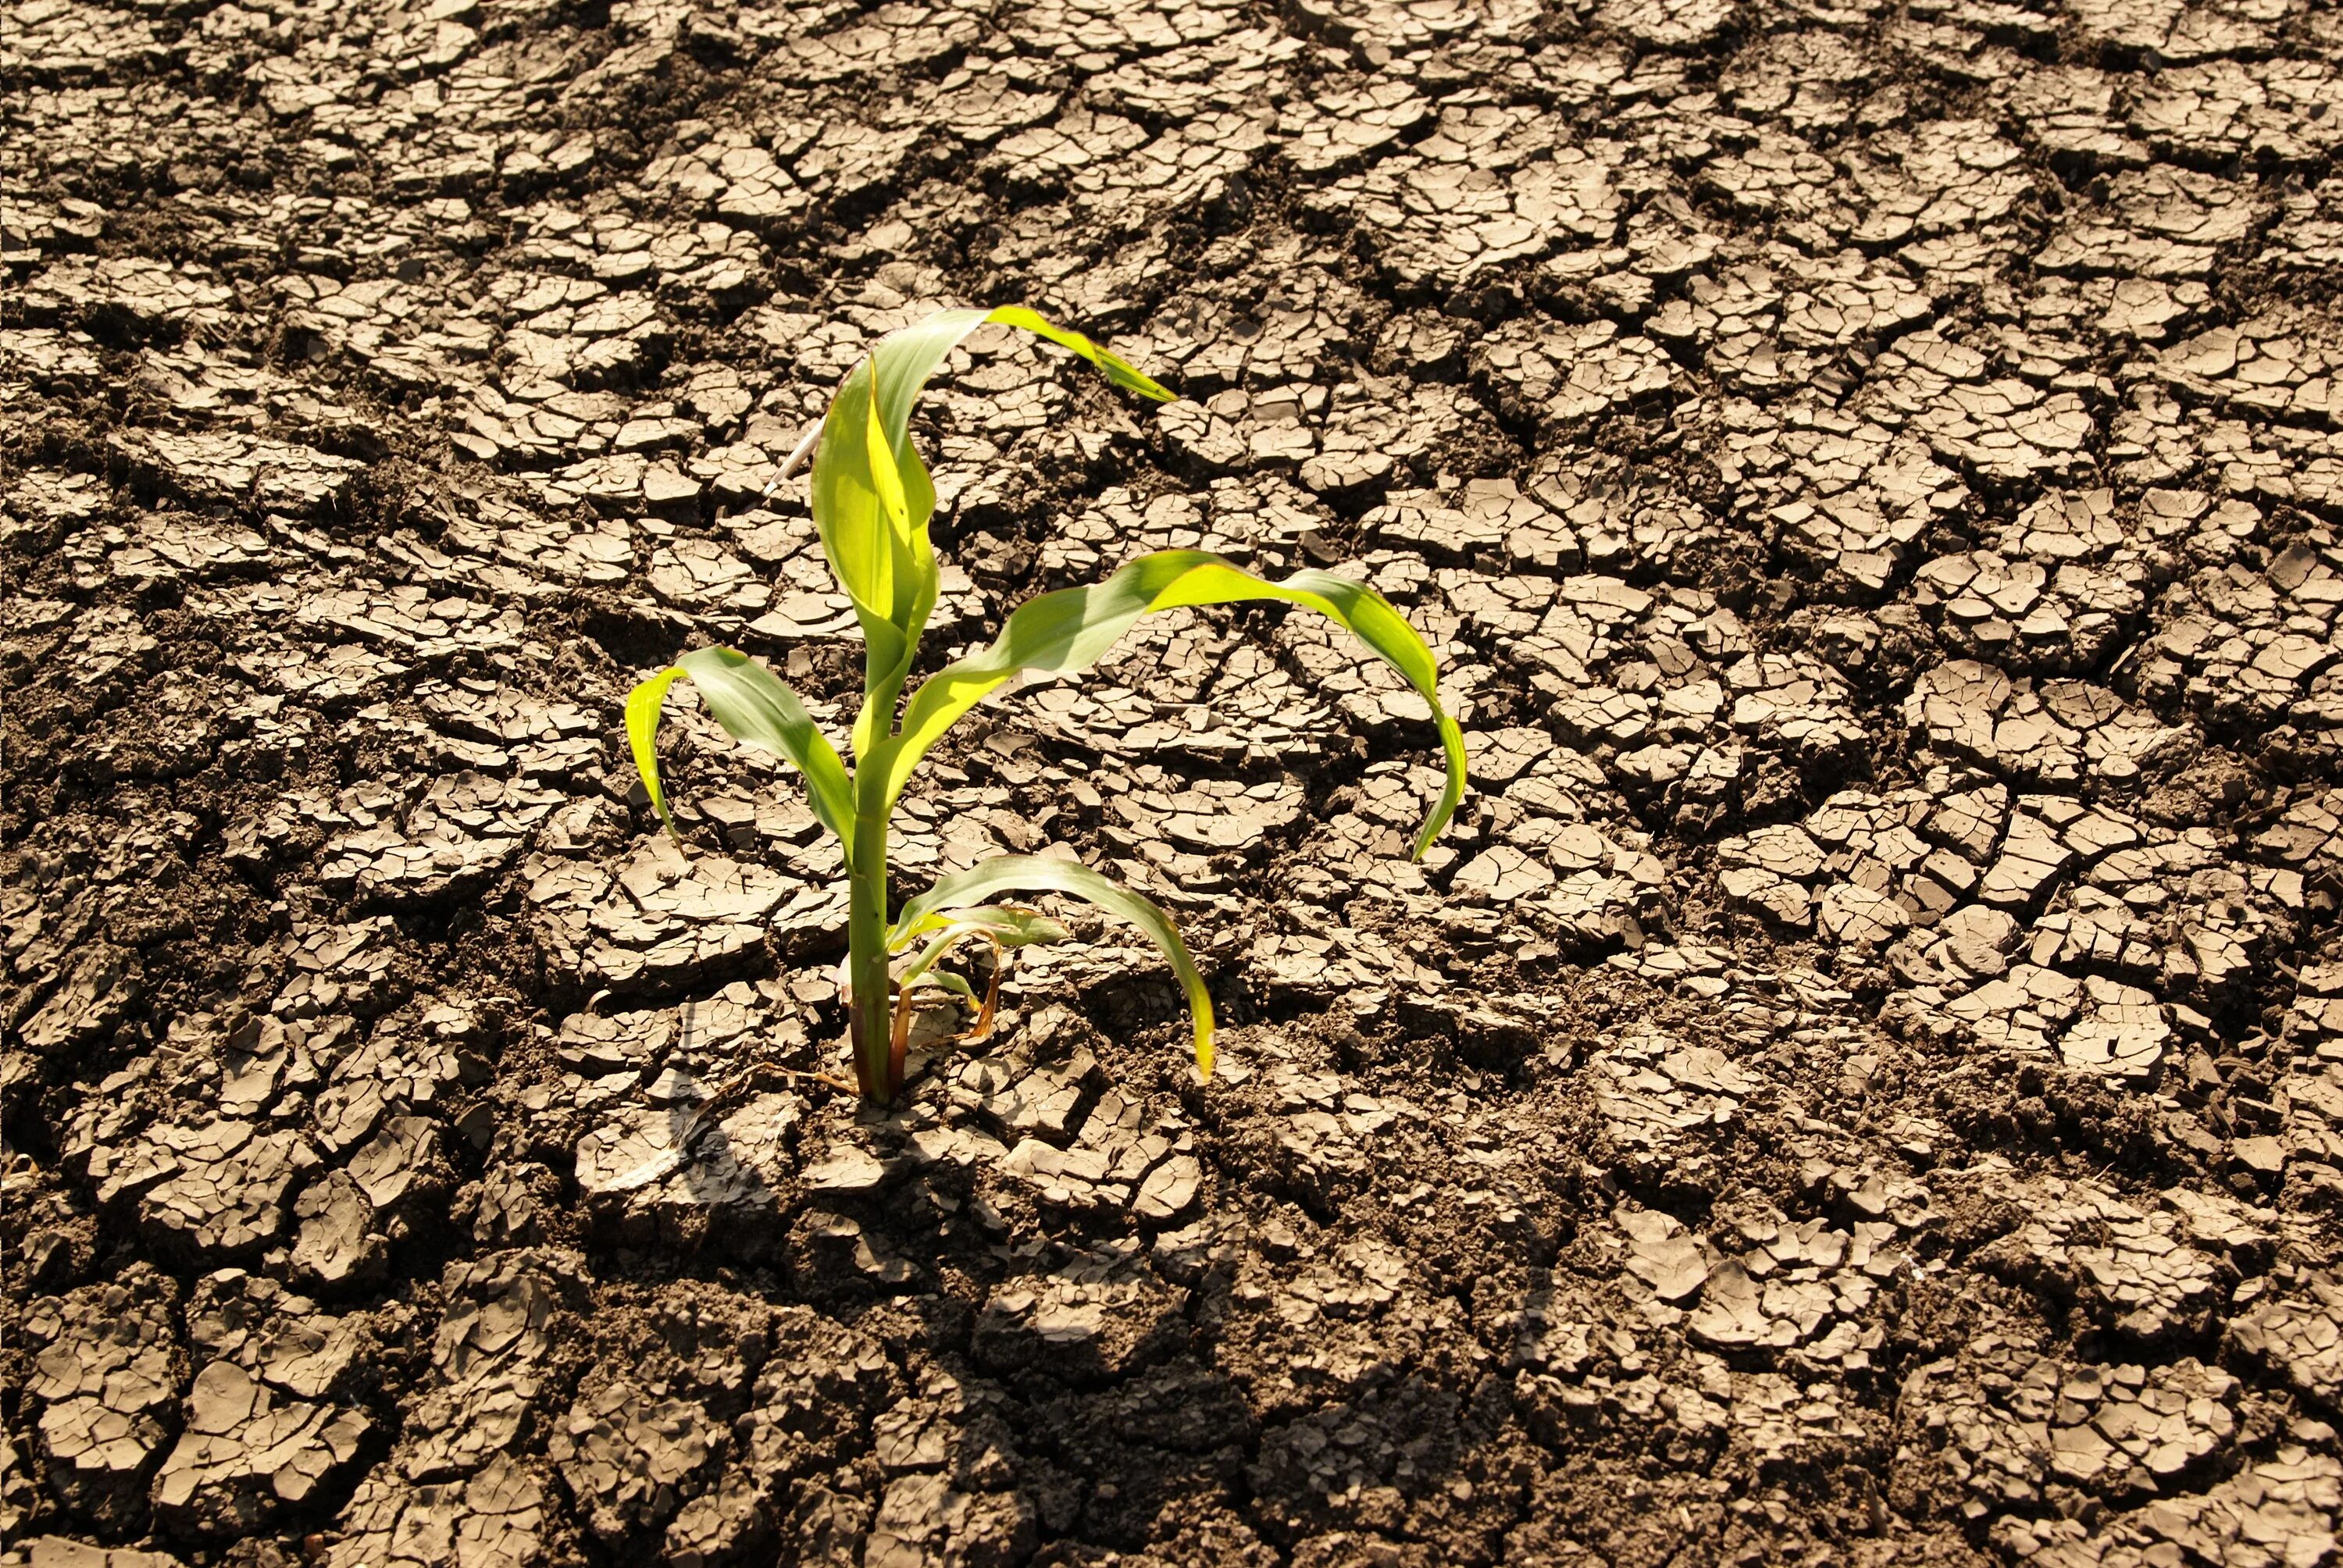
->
[809,305,1174,758]
[876,552,1467,857]
[892,903,1069,989]
[625,647,856,858]
[926,970,978,1001]
[890,902,1072,955]
[888,854,1218,1077]
[858,307,1173,452]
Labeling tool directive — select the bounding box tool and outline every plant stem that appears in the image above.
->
[846,809,893,1099]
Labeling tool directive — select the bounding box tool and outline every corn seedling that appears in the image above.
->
[626,307,1466,1102]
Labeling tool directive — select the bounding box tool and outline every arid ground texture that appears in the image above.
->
[11,0,2343,1563]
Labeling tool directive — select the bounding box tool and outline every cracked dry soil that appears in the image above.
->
[23,0,2343,1566]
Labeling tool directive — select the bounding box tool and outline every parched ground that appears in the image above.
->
[16,0,2343,1563]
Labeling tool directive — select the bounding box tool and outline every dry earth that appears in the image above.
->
[16,0,2343,1563]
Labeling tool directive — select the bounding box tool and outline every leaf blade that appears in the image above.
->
[624,665,689,831]
[966,305,1174,408]
[890,854,1217,1076]
[860,358,905,618]
[886,551,1466,857]
[890,903,1072,953]
[806,348,891,629]
[811,308,1172,621]
[861,307,1173,457]
[625,648,857,858]
[811,305,1166,757]
[893,904,1069,990]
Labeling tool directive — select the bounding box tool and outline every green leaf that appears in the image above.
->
[890,854,1218,1076]
[857,308,1173,461]
[890,903,1072,954]
[624,647,857,859]
[812,360,923,759]
[892,903,1069,989]
[925,970,978,1001]
[878,551,1467,858]
[861,360,909,625]
[808,305,1174,760]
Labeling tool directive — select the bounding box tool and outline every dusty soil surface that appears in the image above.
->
[16,0,2343,1563]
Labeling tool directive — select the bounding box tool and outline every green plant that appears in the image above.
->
[626,306,1466,1101]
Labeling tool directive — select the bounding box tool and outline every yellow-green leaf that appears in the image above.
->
[809,305,1174,761]
[877,552,1466,858]
[624,647,856,859]
[890,855,1215,1076]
